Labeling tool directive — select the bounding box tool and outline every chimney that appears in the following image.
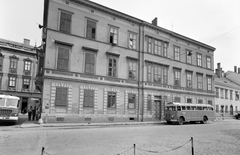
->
[23,39,30,46]
[152,17,158,26]
[234,66,237,73]
[217,63,220,69]
[220,68,222,78]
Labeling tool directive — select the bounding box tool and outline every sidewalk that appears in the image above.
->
[20,119,164,129]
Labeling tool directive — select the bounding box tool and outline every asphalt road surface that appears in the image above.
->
[1,120,240,155]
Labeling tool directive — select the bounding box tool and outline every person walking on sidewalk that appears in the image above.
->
[28,106,33,121]
[32,106,37,121]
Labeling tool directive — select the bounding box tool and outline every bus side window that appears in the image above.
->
[187,106,190,110]
[177,106,181,111]
[203,107,207,110]
[182,106,186,110]
[191,106,196,110]
[172,106,176,111]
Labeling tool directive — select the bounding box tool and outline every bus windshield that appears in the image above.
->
[7,99,19,107]
[0,98,5,106]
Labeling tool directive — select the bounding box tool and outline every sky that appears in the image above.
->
[0,0,240,72]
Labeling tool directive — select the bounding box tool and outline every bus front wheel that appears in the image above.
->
[201,116,208,124]
[178,117,184,125]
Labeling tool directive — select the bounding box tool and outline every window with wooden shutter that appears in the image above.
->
[128,93,136,109]
[85,52,95,74]
[83,89,94,107]
[55,87,68,106]
[60,11,72,33]
[108,57,117,77]
[57,46,69,70]
[86,20,96,39]
[107,92,116,108]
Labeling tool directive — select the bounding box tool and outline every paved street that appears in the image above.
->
[1,120,240,155]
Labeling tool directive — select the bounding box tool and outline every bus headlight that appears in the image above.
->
[171,115,174,119]
[11,113,18,117]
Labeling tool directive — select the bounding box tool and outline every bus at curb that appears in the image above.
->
[0,95,20,124]
[165,102,215,125]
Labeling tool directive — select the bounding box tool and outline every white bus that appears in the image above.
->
[165,102,215,125]
[0,95,20,124]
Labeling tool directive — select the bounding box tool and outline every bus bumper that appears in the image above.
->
[0,116,18,122]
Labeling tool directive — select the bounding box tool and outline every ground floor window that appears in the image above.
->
[128,93,136,109]
[55,87,68,106]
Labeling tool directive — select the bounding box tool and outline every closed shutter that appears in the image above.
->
[55,87,68,106]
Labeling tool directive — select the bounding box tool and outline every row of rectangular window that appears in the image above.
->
[215,88,239,100]
[215,105,237,114]
[0,56,32,72]
[59,10,212,69]
[0,76,30,89]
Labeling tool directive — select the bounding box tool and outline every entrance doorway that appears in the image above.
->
[230,105,233,115]
[154,96,162,121]
[21,97,28,114]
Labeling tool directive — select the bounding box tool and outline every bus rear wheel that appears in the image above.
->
[178,117,184,125]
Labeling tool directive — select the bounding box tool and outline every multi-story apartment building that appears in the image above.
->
[214,63,240,119]
[38,0,216,123]
[0,38,41,113]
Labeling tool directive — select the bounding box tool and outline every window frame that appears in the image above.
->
[107,55,118,77]
[128,93,136,109]
[128,32,137,50]
[206,56,211,69]
[174,46,180,61]
[109,25,118,45]
[216,87,219,98]
[225,89,228,99]
[24,60,32,71]
[59,10,72,34]
[207,76,212,91]
[197,74,203,90]
[128,59,138,80]
[22,77,30,90]
[163,42,168,57]
[197,53,202,67]
[84,51,96,75]
[174,69,181,87]
[107,92,117,108]
[55,87,68,106]
[186,49,192,64]
[10,57,18,70]
[147,37,152,54]
[154,39,162,55]
[8,76,16,88]
[186,71,192,88]
[86,18,97,40]
[83,89,94,107]
[56,44,71,71]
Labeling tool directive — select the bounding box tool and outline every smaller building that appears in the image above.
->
[214,63,240,119]
[0,38,41,113]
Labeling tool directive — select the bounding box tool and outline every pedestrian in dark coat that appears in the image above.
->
[28,106,33,121]
[32,106,37,121]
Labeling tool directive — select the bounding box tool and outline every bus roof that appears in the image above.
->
[0,95,20,100]
[166,102,213,107]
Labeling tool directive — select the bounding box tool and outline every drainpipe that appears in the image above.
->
[137,23,141,122]
[141,22,145,122]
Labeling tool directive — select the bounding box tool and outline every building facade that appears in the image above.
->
[0,38,41,113]
[214,63,240,119]
[38,0,216,123]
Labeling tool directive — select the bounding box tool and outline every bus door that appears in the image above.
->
[154,100,162,121]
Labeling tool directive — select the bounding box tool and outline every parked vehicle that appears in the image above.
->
[165,102,215,125]
[235,113,240,119]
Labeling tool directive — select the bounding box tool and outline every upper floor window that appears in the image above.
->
[174,69,181,86]
[10,57,18,69]
[8,76,16,87]
[225,89,228,99]
[197,54,202,66]
[55,87,68,106]
[230,90,233,100]
[24,60,31,71]
[197,74,203,89]
[220,89,224,98]
[83,89,94,107]
[59,11,72,33]
[86,19,96,39]
[186,72,192,88]
[57,45,70,71]
[147,63,168,84]
[85,51,96,74]
[206,57,211,69]
[235,91,239,101]
[22,78,30,90]
[207,76,212,91]
[154,40,162,55]
[147,37,152,53]
[109,26,118,44]
[0,53,4,70]
[216,88,219,98]
[174,46,180,61]
[128,59,137,80]
[107,92,116,108]
[108,55,118,77]
[186,50,192,64]
[129,32,137,50]
[163,42,168,57]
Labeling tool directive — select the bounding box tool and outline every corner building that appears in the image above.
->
[40,0,216,123]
